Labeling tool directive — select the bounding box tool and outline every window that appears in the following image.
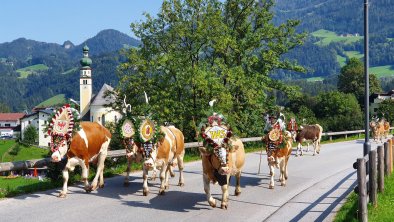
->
[5,124,10,127]
[83,80,88,85]
[28,120,31,124]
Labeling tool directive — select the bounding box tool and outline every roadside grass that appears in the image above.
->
[16,64,49,78]
[0,177,60,198]
[335,175,394,221]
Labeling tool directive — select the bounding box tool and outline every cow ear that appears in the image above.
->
[198,146,208,154]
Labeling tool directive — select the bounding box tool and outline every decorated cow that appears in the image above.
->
[118,95,185,196]
[48,104,112,198]
[262,112,292,189]
[370,118,389,142]
[198,109,245,209]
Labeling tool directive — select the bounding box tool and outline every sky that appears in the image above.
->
[0,0,163,45]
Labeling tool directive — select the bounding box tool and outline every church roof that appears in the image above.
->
[90,84,116,106]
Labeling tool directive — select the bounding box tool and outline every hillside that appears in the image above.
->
[273,0,394,37]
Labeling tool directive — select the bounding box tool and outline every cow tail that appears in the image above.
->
[316,124,323,148]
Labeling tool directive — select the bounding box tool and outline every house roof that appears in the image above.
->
[0,113,25,121]
[90,84,116,106]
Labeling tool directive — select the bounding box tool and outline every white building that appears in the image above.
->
[0,113,25,138]
[20,108,54,147]
[370,90,394,115]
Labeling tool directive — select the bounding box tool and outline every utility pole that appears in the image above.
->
[364,0,370,159]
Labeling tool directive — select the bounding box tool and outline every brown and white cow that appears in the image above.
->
[51,122,112,198]
[295,124,323,156]
[199,138,245,209]
[370,120,386,142]
[266,131,293,189]
[126,125,185,196]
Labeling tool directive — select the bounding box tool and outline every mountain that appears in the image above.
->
[69,29,141,57]
[0,29,139,112]
[273,0,394,37]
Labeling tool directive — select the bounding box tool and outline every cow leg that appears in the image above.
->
[91,152,107,191]
[203,173,216,208]
[279,159,286,186]
[177,151,185,187]
[164,164,171,190]
[59,168,69,198]
[159,162,168,195]
[124,157,132,186]
[295,143,301,157]
[269,164,275,189]
[142,167,150,196]
[78,159,91,192]
[305,143,310,153]
[220,175,230,209]
[234,170,242,196]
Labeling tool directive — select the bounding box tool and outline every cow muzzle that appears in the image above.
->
[51,152,61,162]
[219,166,230,175]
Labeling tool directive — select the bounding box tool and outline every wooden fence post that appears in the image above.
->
[357,158,368,222]
[369,149,377,207]
[384,142,390,176]
[377,145,384,193]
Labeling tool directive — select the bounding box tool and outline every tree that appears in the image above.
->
[377,100,394,124]
[117,0,305,139]
[337,58,381,106]
[23,125,38,145]
[0,103,10,113]
[315,91,363,131]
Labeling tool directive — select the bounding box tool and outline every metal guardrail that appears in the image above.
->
[1,128,392,173]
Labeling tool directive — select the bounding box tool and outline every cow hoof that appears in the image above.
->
[159,189,165,195]
[99,184,105,189]
[269,171,273,176]
[85,186,93,193]
[178,182,185,187]
[235,190,241,196]
[165,185,169,190]
[221,203,228,210]
[269,185,274,189]
[58,193,67,198]
[170,172,175,178]
[208,200,216,208]
[281,183,286,187]
[143,190,149,196]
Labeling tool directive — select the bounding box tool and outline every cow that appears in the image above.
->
[199,138,245,209]
[266,131,293,189]
[295,124,323,156]
[370,119,386,142]
[50,121,112,198]
[126,125,185,196]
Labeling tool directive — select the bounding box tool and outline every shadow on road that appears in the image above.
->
[288,171,356,222]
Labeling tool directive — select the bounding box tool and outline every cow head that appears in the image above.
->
[140,142,158,170]
[199,146,230,175]
[50,135,70,162]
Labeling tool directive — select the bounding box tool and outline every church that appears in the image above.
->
[78,45,121,124]
[20,45,121,147]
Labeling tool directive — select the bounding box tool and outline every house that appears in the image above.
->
[20,108,54,147]
[370,90,394,115]
[0,113,25,138]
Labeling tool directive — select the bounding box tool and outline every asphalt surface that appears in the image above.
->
[0,139,376,222]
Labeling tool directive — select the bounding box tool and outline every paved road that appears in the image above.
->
[0,140,378,222]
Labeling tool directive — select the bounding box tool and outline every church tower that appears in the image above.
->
[79,45,92,118]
